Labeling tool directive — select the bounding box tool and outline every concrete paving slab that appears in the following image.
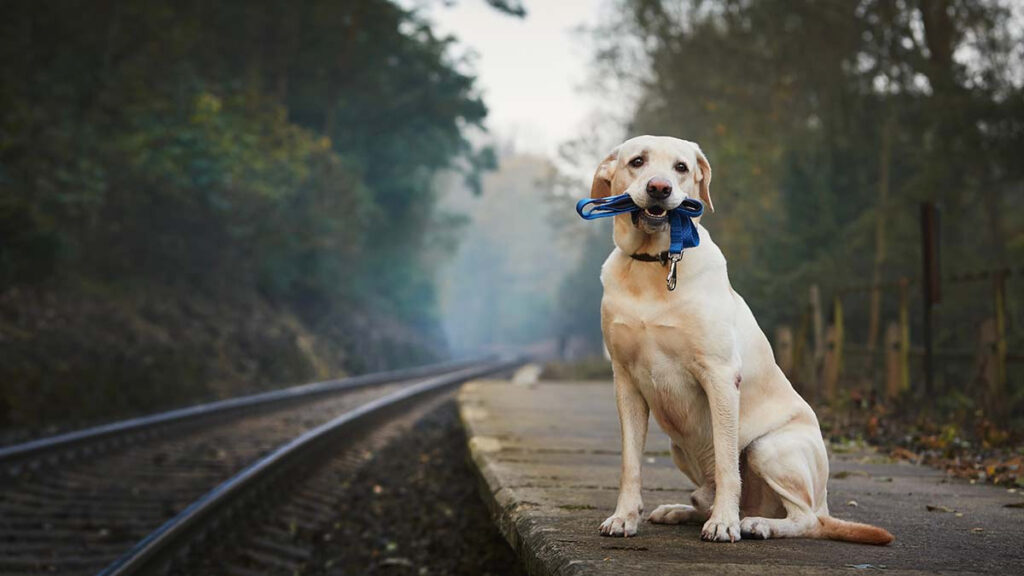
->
[459,380,1024,576]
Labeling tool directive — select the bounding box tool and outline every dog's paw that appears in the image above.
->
[701,514,741,542]
[599,512,640,537]
[740,517,772,540]
[648,504,700,525]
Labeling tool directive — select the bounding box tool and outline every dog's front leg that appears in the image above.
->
[599,367,649,537]
[699,364,742,542]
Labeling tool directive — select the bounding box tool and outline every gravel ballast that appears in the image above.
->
[306,399,525,575]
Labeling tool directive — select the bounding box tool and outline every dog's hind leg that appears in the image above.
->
[739,424,827,540]
[740,507,819,540]
[649,444,712,525]
[741,424,894,544]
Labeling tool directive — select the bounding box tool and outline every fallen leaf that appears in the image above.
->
[971,527,985,533]
[846,500,859,507]
[926,504,956,513]
[890,447,918,461]
[1003,501,1024,508]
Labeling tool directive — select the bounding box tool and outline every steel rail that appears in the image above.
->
[97,355,522,576]
[0,356,493,476]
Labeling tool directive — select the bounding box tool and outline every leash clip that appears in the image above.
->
[666,253,681,291]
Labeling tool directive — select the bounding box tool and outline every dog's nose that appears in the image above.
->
[646,177,673,200]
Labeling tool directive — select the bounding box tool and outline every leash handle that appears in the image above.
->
[575,194,636,220]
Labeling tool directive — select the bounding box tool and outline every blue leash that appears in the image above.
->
[576,194,704,291]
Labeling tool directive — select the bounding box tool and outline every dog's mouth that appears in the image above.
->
[635,205,669,227]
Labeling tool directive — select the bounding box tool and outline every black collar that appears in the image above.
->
[630,251,670,265]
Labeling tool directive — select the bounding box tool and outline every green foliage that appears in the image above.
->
[0,0,507,428]
[581,0,1024,337]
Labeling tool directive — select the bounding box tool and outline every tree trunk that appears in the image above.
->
[919,0,958,96]
[323,3,364,137]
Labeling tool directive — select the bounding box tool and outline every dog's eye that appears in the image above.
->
[675,162,689,173]
[629,156,644,168]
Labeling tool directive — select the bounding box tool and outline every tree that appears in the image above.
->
[570,0,1024,402]
[0,0,515,426]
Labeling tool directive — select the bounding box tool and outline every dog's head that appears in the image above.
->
[591,135,712,234]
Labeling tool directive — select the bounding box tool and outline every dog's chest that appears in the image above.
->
[602,291,708,440]
[601,279,705,364]
[637,361,708,445]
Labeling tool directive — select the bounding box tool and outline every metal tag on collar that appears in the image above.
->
[666,253,682,291]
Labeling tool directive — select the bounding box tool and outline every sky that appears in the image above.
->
[402,0,609,156]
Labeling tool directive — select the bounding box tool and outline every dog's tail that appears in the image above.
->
[816,515,894,545]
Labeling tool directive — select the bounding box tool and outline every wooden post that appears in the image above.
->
[992,270,1008,420]
[867,110,895,361]
[833,295,844,386]
[898,278,911,397]
[975,318,998,415]
[920,202,942,396]
[884,322,903,400]
[810,284,824,395]
[823,324,839,405]
[775,325,795,378]
[794,306,813,403]
[822,296,845,405]
[793,312,808,378]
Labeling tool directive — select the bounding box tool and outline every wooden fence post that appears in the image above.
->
[884,322,903,400]
[822,296,845,405]
[920,202,941,396]
[793,306,813,403]
[898,277,911,397]
[975,318,998,415]
[775,325,794,378]
[992,270,1008,420]
[833,295,844,386]
[810,284,824,398]
[823,324,839,405]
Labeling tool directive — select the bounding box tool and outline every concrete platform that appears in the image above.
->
[459,380,1024,576]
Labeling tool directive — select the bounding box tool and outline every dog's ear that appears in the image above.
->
[695,146,714,212]
[590,146,620,199]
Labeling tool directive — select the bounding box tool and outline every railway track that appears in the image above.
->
[0,356,520,576]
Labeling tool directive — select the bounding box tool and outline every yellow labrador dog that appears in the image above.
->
[593,135,893,545]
